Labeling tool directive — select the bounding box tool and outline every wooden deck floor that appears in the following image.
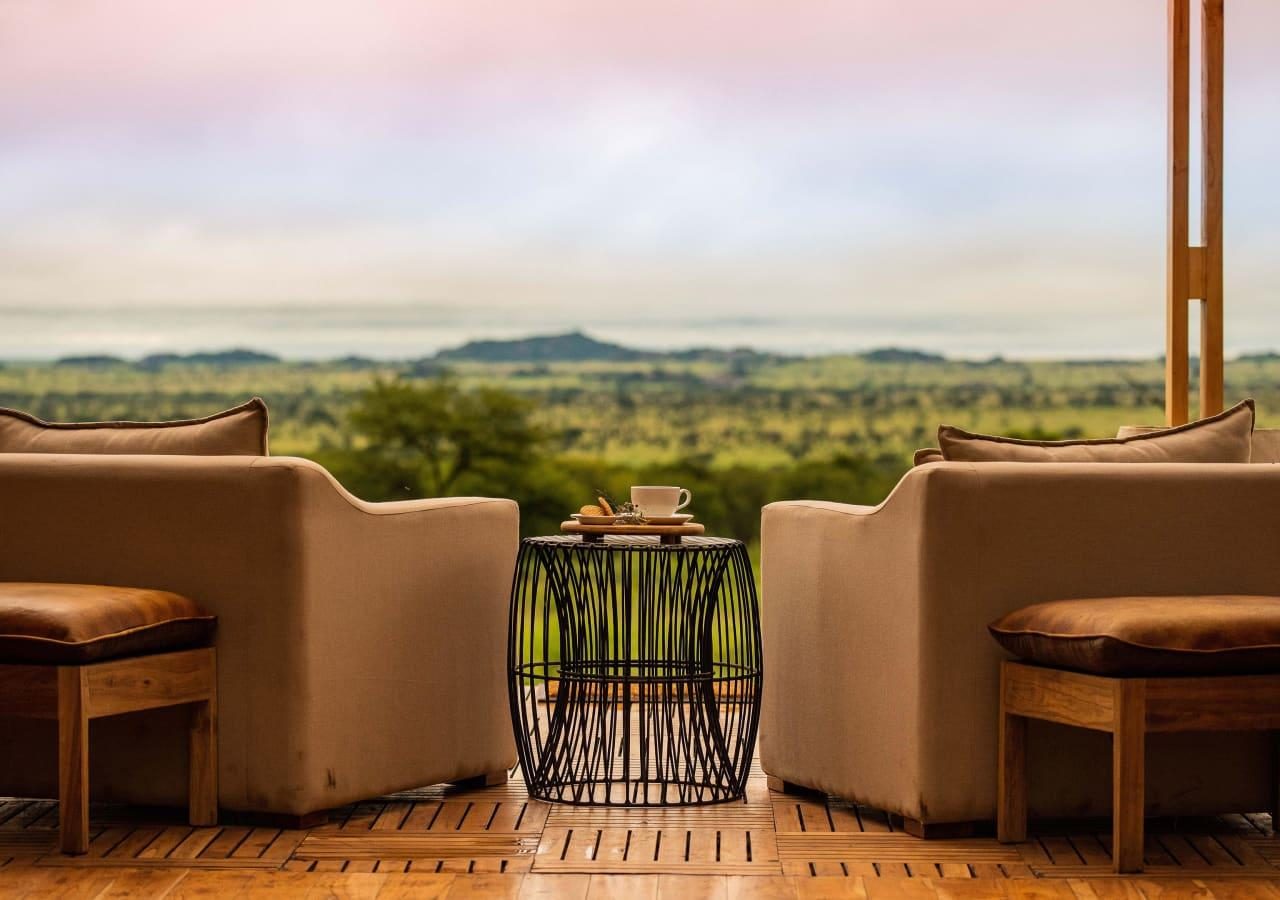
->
[4,759,1280,897]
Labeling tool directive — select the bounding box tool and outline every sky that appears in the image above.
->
[0,0,1277,359]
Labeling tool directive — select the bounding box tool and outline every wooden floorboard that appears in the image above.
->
[4,869,1280,897]
[5,865,1280,896]
[2,753,1280,894]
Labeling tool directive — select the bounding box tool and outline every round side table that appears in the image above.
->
[507,535,762,806]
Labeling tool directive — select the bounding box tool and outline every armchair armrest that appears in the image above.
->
[288,458,519,810]
[759,468,935,813]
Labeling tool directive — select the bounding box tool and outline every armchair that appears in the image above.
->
[0,453,518,819]
[761,461,1280,829]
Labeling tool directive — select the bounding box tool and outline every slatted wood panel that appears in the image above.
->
[1015,815,1280,880]
[5,791,1280,884]
[3,731,1280,887]
[532,826,779,875]
[278,793,549,874]
[770,797,1031,879]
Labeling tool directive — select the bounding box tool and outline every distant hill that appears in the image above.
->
[432,333,962,366]
[858,347,947,364]
[56,354,130,368]
[666,346,792,364]
[434,331,655,363]
[136,349,281,371]
[330,355,383,370]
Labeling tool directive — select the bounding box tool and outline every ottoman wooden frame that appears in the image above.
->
[997,659,1280,873]
[0,646,217,854]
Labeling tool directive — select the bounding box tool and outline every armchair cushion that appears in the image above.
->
[0,398,269,456]
[989,594,1280,676]
[1120,424,1280,464]
[939,398,1253,463]
[913,448,944,466]
[0,582,216,664]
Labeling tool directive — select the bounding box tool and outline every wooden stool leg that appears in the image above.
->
[1112,679,1146,874]
[1271,732,1280,832]
[57,667,89,855]
[997,709,1028,843]
[189,698,218,826]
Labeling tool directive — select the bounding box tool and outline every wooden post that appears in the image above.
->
[1200,0,1225,417]
[1167,0,1225,425]
[1166,0,1191,426]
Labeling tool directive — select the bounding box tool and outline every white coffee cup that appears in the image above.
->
[631,485,692,518]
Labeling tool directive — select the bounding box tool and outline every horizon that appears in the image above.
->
[2,1,1278,358]
[4,328,1276,366]
[5,300,1280,362]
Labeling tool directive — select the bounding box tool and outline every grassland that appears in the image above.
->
[6,354,1276,460]
[3,351,1276,541]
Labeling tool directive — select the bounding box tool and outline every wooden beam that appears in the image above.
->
[1000,662,1116,731]
[1166,0,1191,426]
[1200,0,1225,417]
[1188,246,1207,300]
[84,647,215,718]
[1167,0,1226,424]
[1143,673,1280,731]
[0,664,58,718]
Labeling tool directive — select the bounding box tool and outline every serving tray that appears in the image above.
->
[560,521,706,544]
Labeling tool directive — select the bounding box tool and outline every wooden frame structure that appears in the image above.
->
[1167,0,1225,425]
[996,660,1280,874]
[0,647,217,854]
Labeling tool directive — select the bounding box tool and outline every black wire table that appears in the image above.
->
[508,535,762,806]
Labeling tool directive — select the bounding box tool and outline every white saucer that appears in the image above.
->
[643,514,695,525]
[571,514,620,525]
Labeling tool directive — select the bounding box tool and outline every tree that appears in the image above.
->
[317,377,545,498]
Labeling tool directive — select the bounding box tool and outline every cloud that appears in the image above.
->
[0,0,1276,355]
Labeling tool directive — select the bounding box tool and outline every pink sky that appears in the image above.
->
[1,0,1277,356]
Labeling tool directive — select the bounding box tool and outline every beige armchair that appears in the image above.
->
[761,461,1280,830]
[0,453,518,820]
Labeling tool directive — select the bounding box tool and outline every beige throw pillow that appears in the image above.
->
[1119,422,1280,464]
[913,448,944,466]
[938,398,1253,463]
[0,398,270,456]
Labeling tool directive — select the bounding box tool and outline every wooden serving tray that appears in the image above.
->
[560,521,706,544]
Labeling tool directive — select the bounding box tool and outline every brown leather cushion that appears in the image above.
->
[938,398,1253,463]
[0,398,269,456]
[990,595,1280,676]
[0,583,216,664]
